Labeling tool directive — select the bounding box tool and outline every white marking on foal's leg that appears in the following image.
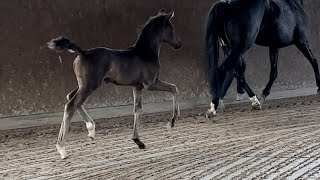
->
[56,144,67,159]
[249,95,261,110]
[86,122,95,139]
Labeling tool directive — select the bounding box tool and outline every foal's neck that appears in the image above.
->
[134,31,161,59]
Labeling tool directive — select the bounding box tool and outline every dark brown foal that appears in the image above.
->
[48,10,181,159]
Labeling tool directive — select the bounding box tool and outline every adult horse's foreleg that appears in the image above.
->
[66,87,95,140]
[145,78,179,129]
[57,87,92,159]
[295,36,320,93]
[260,48,279,104]
[132,85,145,149]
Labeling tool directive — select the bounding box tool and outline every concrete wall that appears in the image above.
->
[0,0,320,117]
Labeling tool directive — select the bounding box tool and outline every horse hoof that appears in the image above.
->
[86,123,95,140]
[252,103,262,110]
[317,88,320,95]
[206,110,216,121]
[88,131,95,140]
[132,138,146,149]
[138,144,146,149]
[167,121,174,130]
[257,94,266,105]
[218,99,225,110]
[56,145,68,159]
[236,93,247,101]
[250,96,261,110]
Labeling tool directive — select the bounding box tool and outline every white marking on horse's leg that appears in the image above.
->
[236,93,247,101]
[206,102,217,119]
[249,95,261,109]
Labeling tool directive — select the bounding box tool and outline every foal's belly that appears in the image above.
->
[107,61,159,86]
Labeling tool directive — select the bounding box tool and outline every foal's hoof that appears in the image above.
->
[86,123,96,140]
[132,138,146,149]
[317,88,320,95]
[56,145,68,159]
[88,130,95,141]
[167,121,174,130]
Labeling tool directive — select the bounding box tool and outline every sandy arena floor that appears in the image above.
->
[1,95,320,179]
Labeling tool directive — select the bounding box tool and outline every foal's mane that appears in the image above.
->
[135,14,165,43]
[133,13,166,55]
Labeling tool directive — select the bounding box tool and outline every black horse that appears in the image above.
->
[48,10,181,159]
[205,0,320,117]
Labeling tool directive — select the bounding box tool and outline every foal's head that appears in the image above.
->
[141,9,181,49]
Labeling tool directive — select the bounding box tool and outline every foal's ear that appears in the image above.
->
[159,8,165,14]
[165,11,174,20]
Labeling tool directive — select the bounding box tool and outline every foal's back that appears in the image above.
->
[74,47,160,87]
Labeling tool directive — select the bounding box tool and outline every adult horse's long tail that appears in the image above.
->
[204,2,225,102]
[47,36,84,55]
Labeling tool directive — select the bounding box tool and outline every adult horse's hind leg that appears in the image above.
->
[222,45,247,101]
[259,48,279,104]
[146,78,180,129]
[219,51,261,110]
[132,85,145,149]
[66,87,96,140]
[236,58,249,101]
[234,61,260,109]
[57,87,92,159]
[295,36,320,93]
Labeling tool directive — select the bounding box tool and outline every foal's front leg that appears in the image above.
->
[146,78,180,129]
[132,85,145,149]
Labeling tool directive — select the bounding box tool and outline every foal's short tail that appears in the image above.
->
[204,1,225,99]
[47,36,84,55]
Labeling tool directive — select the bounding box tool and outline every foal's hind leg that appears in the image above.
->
[132,85,145,149]
[57,87,92,159]
[67,88,95,139]
[146,78,179,129]
[295,36,320,93]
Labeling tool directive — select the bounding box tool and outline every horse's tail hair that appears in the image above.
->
[47,36,84,55]
[204,2,225,98]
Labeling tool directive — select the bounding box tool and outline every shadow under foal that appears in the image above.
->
[48,10,181,159]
